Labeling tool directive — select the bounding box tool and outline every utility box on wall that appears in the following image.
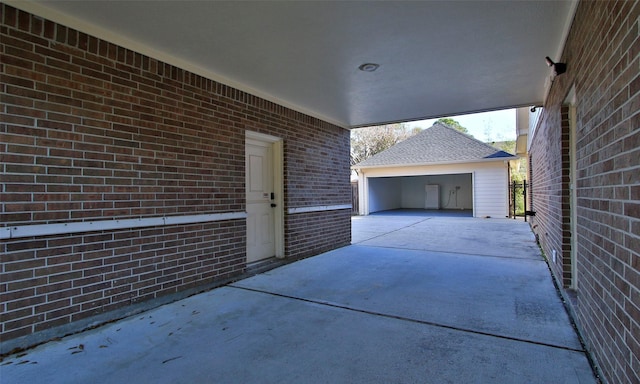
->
[425,184,440,209]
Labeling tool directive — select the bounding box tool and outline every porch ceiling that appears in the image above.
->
[10,1,576,128]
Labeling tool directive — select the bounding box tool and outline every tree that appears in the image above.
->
[350,123,420,171]
[488,140,527,181]
[489,140,516,154]
[437,118,471,135]
[488,140,528,215]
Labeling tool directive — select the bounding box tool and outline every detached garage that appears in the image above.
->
[353,123,517,218]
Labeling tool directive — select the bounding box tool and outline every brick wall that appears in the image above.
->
[1,5,351,351]
[530,105,573,286]
[286,210,352,260]
[529,1,639,383]
[1,221,246,343]
[529,103,567,282]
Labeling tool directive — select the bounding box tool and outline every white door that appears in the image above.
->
[425,184,440,209]
[246,139,276,263]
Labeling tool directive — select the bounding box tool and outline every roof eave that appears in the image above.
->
[352,156,518,170]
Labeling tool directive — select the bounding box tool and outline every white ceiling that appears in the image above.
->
[10,1,576,128]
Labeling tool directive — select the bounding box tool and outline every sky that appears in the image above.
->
[405,108,517,142]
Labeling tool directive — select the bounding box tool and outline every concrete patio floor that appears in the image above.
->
[1,211,596,383]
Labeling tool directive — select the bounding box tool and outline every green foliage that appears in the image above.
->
[512,181,526,216]
[509,156,528,216]
[489,139,528,216]
[489,140,516,155]
[437,118,470,135]
[510,157,528,182]
[487,140,527,183]
[512,157,528,215]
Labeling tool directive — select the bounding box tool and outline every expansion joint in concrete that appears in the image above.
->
[229,285,586,354]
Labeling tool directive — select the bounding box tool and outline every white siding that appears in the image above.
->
[473,166,510,218]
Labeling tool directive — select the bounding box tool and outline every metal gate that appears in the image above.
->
[509,180,528,221]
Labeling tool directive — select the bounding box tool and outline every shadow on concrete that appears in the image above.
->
[369,208,474,218]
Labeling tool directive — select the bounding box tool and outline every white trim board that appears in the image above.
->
[0,212,247,240]
[287,205,352,214]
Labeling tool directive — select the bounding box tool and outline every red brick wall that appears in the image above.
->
[1,5,351,350]
[1,221,246,342]
[286,210,352,260]
[529,1,639,383]
[529,104,568,283]
[530,105,573,286]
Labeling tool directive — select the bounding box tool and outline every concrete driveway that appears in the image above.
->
[1,211,596,383]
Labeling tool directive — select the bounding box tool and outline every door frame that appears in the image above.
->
[245,130,284,259]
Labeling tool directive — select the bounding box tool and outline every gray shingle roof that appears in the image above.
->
[354,122,515,168]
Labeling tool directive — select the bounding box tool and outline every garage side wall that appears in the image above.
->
[0,5,351,351]
[368,177,402,212]
[528,1,639,383]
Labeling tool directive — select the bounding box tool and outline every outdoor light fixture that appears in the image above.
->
[358,63,380,72]
[545,56,566,76]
